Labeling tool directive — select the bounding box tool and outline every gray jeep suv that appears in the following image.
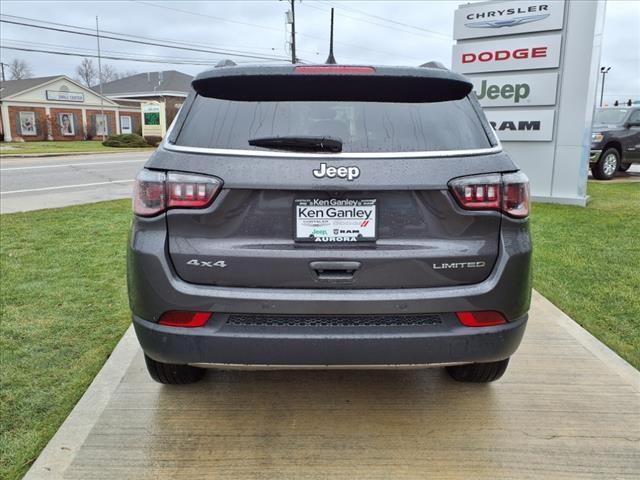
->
[128,64,532,384]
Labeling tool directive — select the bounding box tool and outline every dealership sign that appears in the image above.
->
[486,109,555,142]
[46,90,84,102]
[452,0,604,205]
[470,72,558,107]
[452,33,561,73]
[454,0,565,40]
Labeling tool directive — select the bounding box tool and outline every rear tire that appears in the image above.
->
[446,358,509,383]
[591,148,620,180]
[619,163,631,172]
[144,354,205,384]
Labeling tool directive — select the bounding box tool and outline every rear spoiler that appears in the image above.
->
[191,65,473,103]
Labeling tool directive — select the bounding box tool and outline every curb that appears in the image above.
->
[22,326,139,480]
[532,290,639,392]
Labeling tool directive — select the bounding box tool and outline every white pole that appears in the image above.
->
[96,16,106,141]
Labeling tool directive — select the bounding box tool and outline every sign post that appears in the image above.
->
[452,0,607,205]
[141,102,166,140]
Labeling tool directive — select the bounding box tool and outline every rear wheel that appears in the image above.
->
[592,148,620,180]
[446,358,509,383]
[619,163,632,172]
[144,354,205,384]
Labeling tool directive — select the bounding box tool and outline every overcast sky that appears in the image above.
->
[0,0,638,103]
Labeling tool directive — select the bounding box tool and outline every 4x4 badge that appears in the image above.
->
[313,163,360,181]
[187,259,227,268]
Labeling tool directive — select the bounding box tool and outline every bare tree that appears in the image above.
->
[75,58,98,87]
[100,64,119,84]
[9,59,33,80]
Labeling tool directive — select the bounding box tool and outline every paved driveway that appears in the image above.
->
[0,152,150,213]
[25,292,639,480]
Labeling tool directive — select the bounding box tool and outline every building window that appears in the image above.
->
[121,115,132,134]
[58,113,75,136]
[19,112,37,136]
[95,114,109,136]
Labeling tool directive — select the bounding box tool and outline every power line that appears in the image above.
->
[136,0,425,61]
[318,1,451,39]
[0,38,265,64]
[132,1,284,33]
[1,13,284,56]
[0,18,289,62]
[0,45,278,66]
[303,2,450,41]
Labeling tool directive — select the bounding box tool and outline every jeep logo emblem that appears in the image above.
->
[313,163,360,181]
[477,79,530,103]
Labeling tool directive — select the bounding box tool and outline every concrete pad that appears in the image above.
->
[24,291,639,480]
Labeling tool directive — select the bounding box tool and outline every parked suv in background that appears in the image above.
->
[590,107,640,180]
[128,64,532,385]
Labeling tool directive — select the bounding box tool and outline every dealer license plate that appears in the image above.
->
[294,199,377,243]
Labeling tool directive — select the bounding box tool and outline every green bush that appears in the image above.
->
[143,135,163,147]
[102,133,149,148]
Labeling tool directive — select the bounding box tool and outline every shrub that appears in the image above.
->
[143,135,163,147]
[102,133,150,148]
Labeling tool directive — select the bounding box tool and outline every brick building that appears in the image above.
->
[95,70,192,137]
[0,75,141,142]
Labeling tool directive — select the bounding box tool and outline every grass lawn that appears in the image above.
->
[0,141,152,156]
[0,182,638,479]
[0,200,131,480]
[531,182,640,369]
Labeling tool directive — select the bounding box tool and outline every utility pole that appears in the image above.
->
[290,0,297,64]
[96,16,106,141]
[599,66,611,107]
[0,62,6,81]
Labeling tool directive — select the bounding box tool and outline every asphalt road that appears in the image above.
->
[0,152,151,214]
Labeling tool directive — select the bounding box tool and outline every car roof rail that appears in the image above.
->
[419,61,448,70]
[215,59,237,68]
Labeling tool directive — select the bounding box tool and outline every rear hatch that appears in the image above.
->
[159,65,504,289]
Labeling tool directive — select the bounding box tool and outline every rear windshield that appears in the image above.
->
[175,96,491,153]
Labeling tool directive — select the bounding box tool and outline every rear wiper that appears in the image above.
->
[248,136,342,153]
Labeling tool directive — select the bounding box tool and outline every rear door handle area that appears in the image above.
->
[310,261,361,282]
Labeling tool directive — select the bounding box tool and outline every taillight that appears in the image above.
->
[133,169,222,217]
[456,311,507,327]
[166,172,221,208]
[501,172,529,218]
[133,169,166,217]
[449,171,529,218]
[158,311,212,328]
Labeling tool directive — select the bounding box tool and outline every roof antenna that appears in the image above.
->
[325,8,337,64]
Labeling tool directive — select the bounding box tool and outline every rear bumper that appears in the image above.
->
[134,313,527,367]
[128,214,532,366]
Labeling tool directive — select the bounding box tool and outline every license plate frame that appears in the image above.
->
[294,198,377,243]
